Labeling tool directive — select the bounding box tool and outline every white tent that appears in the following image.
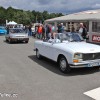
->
[7,21,17,25]
[45,9,100,23]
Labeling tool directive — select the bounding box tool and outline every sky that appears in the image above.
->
[0,0,100,14]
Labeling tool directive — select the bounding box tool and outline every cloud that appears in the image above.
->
[92,3,100,8]
[37,0,52,5]
[0,0,100,14]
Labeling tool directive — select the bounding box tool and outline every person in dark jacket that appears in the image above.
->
[28,25,32,36]
[6,26,9,34]
[82,24,87,39]
[45,24,51,39]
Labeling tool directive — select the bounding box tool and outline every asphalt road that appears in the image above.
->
[0,36,100,100]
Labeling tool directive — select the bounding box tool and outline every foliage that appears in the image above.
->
[0,6,64,25]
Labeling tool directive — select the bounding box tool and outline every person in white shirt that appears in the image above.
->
[79,23,83,35]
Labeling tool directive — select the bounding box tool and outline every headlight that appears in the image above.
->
[74,53,82,59]
[73,53,83,63]
[10,36,15,38]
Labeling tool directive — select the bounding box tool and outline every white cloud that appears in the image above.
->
[0,0,100,13]
[92,3,100,8]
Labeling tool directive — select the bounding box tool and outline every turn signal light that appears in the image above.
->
[73,59,79,63]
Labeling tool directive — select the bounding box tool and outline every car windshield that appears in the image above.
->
[9,29,26,34]
[56,32,84,42]
[67,33,84,42]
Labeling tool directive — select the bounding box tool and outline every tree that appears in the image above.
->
[0,6,64,25]
[0,7,6,24]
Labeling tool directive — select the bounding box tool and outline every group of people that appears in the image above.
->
[24,22,88,40]
[25,23,65,40]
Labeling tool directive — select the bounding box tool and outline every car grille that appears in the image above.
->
[83,53,100,61]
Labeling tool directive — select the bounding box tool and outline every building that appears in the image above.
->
[45,9,100,43]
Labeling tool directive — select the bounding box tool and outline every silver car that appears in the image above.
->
[5,28,29,43]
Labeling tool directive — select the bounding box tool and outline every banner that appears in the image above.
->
[92,35,100,42]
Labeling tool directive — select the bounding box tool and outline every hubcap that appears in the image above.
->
[37,51,40,58]
[60,59,66,70]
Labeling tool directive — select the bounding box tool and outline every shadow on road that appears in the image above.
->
[28,55,100,76]
[3,40,28,44]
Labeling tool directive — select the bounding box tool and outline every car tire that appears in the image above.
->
[25,41,28,43]
[8,39,12,43]
[95,66,100,70]
[36,49,41,59]
[58,56,71,73]
[6,38,8,42]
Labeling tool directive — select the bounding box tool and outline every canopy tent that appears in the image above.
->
[45,9,100,44]
[45,9,100,23]
[7,21,17,25]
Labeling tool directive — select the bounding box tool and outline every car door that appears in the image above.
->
[41,42,57,60]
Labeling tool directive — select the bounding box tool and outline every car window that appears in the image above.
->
[67,33,84,42]
[45,33,84,43]
[55,33,68,41]
[9,29,26,34]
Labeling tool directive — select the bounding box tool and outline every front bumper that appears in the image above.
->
[70,59,100,68]
[10,37,29,41]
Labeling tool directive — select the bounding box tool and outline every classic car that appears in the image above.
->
[34,32,100,73]
[0,26,7,35]
[5,28,29,43]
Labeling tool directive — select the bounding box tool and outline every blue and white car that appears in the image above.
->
[0,26,7,35]
[34,32,100,73]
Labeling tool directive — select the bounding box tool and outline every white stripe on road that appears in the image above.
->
[84,87,100,100]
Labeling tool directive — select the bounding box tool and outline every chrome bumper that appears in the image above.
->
[70,60,100,68]
[70,64,89,68]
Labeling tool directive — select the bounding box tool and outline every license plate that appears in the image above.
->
[18,38,23,40]
[88,62,100,67]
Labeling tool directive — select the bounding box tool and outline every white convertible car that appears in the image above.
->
[34,32,100,73]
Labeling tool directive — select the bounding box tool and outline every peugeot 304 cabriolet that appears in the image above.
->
[34,32,100,73]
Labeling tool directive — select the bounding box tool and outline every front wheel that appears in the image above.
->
[25,41,28,43]
[58,56,71,73]
[8,38,12,43]
[36,49,41,59]
[6,38,8,42]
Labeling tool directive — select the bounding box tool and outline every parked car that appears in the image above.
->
[34,32,100,73]
[0,26,7,35]
[5,28,29,43]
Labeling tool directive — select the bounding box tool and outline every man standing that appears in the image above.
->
[79,23,87,39]
[57,23,64,33]
[37,24,43,39]
[60,23,64,33]
[28,25,32,36]
[45,24,51,39]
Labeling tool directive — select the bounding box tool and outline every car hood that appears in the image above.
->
[10,33,28,37]
[58,42,100,53]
